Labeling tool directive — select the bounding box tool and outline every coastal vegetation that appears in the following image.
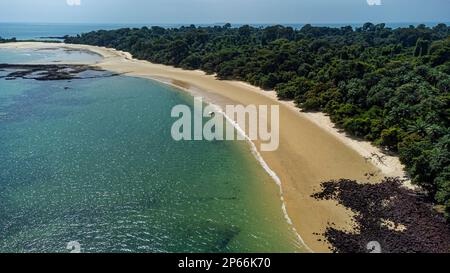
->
[0,37,16,43]
[65,23,450,218]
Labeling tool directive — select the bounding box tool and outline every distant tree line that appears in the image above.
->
[65,23,450,218]
[0,37,17,43]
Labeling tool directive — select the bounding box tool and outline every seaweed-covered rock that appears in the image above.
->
[312,177,450,253]
[0,64,116,81]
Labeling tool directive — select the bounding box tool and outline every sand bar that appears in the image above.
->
[0,42,411,252]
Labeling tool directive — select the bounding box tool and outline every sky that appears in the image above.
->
[0,0,449,24]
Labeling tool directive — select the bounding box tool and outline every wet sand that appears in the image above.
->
[0,42,410,252]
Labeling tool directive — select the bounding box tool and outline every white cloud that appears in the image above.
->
[67,0,81,6]
[367,0,382,6]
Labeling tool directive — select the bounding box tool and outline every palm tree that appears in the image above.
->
[407,119,432,137]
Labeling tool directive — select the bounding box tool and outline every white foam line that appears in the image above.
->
[211,103,314,253]
[143,77,314,253]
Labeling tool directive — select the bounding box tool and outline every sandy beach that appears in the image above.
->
[1,42,411,252]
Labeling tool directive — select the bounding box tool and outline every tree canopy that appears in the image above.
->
[66,23,450,218]
[0,37,16,43]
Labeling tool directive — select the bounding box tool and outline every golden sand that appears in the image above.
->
[0,42,411,252]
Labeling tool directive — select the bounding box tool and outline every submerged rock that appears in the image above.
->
[0,64,117,81]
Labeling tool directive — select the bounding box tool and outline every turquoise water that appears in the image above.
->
[0,48,102,64]
[0,49,303,253]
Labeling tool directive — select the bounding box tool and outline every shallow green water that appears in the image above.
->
[0,48,102,64]
[0,61,303,252]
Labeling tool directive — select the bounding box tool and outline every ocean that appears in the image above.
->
[0,47,304,253]
[1,21,447,253]
[1,22,449,41]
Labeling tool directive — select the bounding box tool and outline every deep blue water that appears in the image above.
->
[0,23,144,40]
[1,22,449,41]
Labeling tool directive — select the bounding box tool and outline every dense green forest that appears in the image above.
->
[65,23,450,217]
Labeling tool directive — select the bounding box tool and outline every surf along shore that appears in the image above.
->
[0,42,411,253]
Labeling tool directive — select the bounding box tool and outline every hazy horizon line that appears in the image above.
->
[1,20,449,26]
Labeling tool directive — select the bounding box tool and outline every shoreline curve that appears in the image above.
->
[0,42,412,253]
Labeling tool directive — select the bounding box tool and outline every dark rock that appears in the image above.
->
[0,64,112,81]
[312,177,450,253]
